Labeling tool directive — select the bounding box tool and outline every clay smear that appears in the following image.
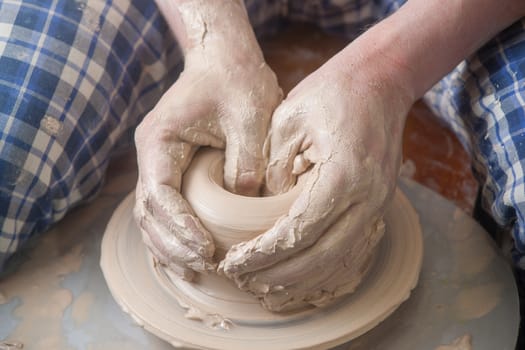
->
[0,341,23,350]
[455,283,502,320]
[71,291,95,326]
[435,334,472,350]
[0,234,83,349]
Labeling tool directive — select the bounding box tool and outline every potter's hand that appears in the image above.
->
[219,0,525,309]
[134,0,282,280]
[220,51,414,311]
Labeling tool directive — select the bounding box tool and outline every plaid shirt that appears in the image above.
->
[424,19,525,269]
[1,0,525,271]
[0,0,181,267]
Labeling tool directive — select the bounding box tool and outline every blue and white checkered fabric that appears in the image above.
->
[424,19,525,269]
[0,0,182,268]
[2,0,525,271]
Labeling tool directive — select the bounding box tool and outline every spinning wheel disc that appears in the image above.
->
[101,188,423,350]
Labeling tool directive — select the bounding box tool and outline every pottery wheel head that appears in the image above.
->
[100,159,423,349]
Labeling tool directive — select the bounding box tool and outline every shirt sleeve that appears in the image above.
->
[424,18,525,269]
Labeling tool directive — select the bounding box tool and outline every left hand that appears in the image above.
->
[219,53,414,312]
[133,36,282,280]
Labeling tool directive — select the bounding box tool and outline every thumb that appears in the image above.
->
[266,105,306,194]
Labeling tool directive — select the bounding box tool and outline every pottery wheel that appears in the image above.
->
[100,187,423,350]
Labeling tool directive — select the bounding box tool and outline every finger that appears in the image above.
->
[135,117,216,272]
[233,207,363,293]
[265,133,304,194]
[221,159,366,277]
[145,183,214,255]
[135,176,216,272]
[137,201,216,272]
[134,137,215,257]
[237,211,385,312]
[265,104,307,194]
[266,216,384,311]
[140,220,196,281]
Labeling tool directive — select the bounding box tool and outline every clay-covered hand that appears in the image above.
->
[220,53,414,311]
[134,2,282,280]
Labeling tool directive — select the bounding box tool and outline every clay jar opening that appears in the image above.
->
[182,148,301,260]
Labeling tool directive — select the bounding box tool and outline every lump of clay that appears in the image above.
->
[182,148,302,260]
[182,148,381,312]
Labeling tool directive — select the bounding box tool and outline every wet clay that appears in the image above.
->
[100,178,423,349]
[181,149,303,260]
[71,292,96,326]
[0,233,83,349]
[182,149,384,311]
[455,283,502,320]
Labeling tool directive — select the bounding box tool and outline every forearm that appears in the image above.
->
[336,0,525,101]
[154,0,263,61]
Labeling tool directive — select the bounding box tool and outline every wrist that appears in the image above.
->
[335,0,525,100]
[331,37,417,112]
[333,19,420,106]
[165,0,264,63]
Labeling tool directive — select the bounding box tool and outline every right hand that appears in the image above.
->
[220,51,413,311]
[134,43,283,280]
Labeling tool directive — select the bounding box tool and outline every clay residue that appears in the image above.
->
[184,306,233,330]
[80,3,102,33]
[435,334,472,350]
[71,291,95,325]
[455,283,502,320]
[452,238,495,277]
[160,266,234,330]
[0,236,83,349]
[40,115,63,137]
[0,341,24,350]
[445,209,496,277]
